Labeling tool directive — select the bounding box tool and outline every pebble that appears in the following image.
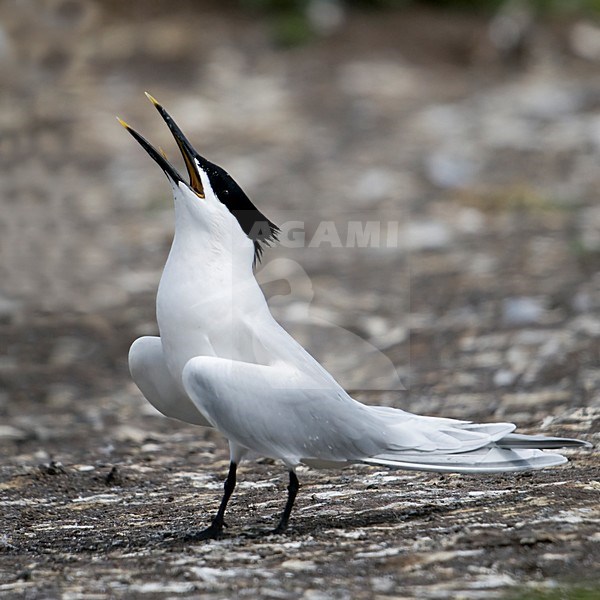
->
[0,295,21,320]
[403,220,452,250]
[354,168,397,204]
[338,60,420,99]
[307,0,345,35]
[570,21,600,60]
[502,297,546,326]
[0,425,27,441]
[571,315,600,336]
[280,559,317,571]
[493,369,516,387]
[425,151,478,189]
[127,582,196,594]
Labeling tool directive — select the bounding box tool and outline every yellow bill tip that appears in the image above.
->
[145,91,160,106]
[116,116,131,129]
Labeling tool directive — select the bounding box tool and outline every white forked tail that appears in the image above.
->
[362,432,591,474]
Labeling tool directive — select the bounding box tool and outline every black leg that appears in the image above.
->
[273,471,299,534]
[185,461,237,541]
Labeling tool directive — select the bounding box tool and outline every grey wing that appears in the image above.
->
[181,356,390,467]
[129,336,212,427]
[180,356,587,473]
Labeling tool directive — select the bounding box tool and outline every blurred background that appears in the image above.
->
[1,0,599,458]
[1,1,600,596]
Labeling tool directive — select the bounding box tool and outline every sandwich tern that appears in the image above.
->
[119,94,591,539]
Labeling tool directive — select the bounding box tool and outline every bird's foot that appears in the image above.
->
[183,521,226,542]
[272,520,289,535]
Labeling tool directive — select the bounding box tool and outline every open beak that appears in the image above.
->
[117,93,206,197]
[117,117,184,185]
[144,92,205,198]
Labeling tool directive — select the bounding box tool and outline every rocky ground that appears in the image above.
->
[1,1,599,598]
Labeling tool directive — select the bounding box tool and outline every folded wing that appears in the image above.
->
[129,336,212,427]
[181,356,587,472]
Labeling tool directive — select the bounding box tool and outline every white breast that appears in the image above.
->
[156,245,275,381]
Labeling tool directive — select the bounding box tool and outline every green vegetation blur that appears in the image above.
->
[239,0,600,46]
[240,0,600,14]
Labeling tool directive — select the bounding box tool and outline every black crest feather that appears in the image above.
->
[202,161,279,264]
